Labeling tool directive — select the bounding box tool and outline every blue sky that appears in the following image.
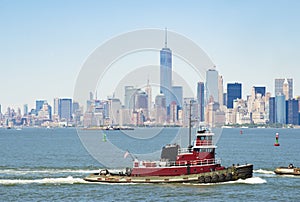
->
[1,0,300,110]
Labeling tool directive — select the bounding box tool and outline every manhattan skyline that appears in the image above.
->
[1,1,300,110]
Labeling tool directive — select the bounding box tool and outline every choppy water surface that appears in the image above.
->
[0,128,299,201]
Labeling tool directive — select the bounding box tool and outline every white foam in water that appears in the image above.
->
[0,169,99,175]
[191,177,267,186]
[254,169,275,175]
[0,176,87,185]
[236,177,267,184]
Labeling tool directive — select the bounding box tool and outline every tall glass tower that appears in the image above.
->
[227,83,242,109]
[275,94,286,124]
[59,98,73,121]
[206,69,219,103]
[197,82,205,121]
[160,28,172,109]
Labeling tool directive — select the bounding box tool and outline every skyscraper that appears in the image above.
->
[206,69,219,103]
[59,98,72,121]
[227,83,242,109]
[124,86,138,110]
[135,90,148,110]
[145,79,152,119]
[275,94,286,124]
[170,101,177,124]
[275,78,293,98]
[171,86,183,107]
[197,82,205,121]
[108,98,122,125]
[35,100,46,115]
[286,99,299,125]
[160,28,172,109]
[218,75,224,105]
[48,105,52,120]
[23,104,28,116]
[283,79,289,100]
[254,86,266,97]
[53,98,59,115]
[269,97,275,124]
[72,102,80,114]
[155,94,166,125]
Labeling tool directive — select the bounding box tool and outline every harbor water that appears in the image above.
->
[0,128,299,201]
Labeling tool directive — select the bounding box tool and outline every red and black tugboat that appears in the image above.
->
[84,112,253,183]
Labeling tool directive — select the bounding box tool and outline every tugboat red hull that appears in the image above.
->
[84,164,253,184]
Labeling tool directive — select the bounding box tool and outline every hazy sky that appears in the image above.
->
[1,0,300,111]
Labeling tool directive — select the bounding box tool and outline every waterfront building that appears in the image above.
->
[59,98,72,121]
[225,98,250,125]
[251,93,266,124]
[37,103,51,121]
[197,82,205,122]
[35,100,46,115]
[286,99,299,125]
[205,101,226,127]
[155,94,166,125]
[131,110,145,126]
[160,29,172,109]
[227,83,242,109]
[108,98,122,125]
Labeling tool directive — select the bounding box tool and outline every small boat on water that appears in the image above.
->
[274,164,300,176]
[84,126,253,184]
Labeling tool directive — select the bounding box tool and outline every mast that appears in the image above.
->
[188,100,192,152]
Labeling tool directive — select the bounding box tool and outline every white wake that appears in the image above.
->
[0,176,87,185]
[0,168,99,175]
[253,169,275,175]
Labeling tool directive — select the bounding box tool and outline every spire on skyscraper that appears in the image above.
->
[165,27,168,48]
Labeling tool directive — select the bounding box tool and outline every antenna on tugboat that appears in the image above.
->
[188,100,193,152]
